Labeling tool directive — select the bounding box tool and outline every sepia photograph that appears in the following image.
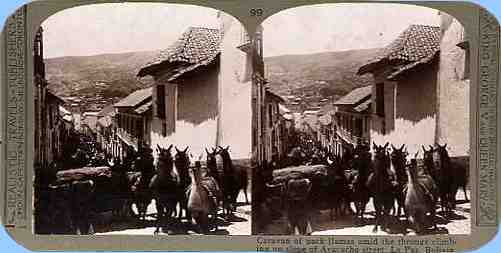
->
[252,3,471,236]
[33,3,254,235]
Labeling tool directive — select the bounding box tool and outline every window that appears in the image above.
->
[460,42,470,80]
[128,117,132,134]
[252,98,257,147]
[137,119,143,137]
[241,29,251,45]
[464,47,470,79]
[268,104,273,128]
[48,106,53,128]
[255,38,262,57]
[165,84,177,135]
[376,83,385,116]
[355,118,363,137]
[348,116,353,133]
[254,30,263,57]
[275,104,279,123]
[132,118,136,137]
[157,84,166,119]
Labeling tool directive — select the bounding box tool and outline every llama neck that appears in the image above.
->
[393,160,407,182]
[407,167,419,186]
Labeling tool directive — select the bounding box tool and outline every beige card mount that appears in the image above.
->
[0,0,499,252]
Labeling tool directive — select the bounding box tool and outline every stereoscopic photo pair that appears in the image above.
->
[3,2,496,249]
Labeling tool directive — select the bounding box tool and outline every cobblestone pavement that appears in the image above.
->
[94,191,251,235]
[259,191,470,235]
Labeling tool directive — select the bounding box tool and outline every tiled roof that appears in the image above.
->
[138,27,222,80]
[354,99,371,112]
[97,116,113,128]
[114,87,152,108]
[279,104,291,114]
[134,101,152,115]
[62,114,73,122]
[334,86,372,105]
[318,114,332,126]
[302,114,319,131]
[358,25,441,78]
[266,89,285,103]
[59,106,71,116]
[320,103,336,115]
[97,104,116,117]
[46,91,65,104]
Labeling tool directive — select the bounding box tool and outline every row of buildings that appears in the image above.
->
[83,12,295,167]
[300,11,469,159]
[34,27,75,169]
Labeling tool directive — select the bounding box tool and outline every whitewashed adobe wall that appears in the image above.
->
[149,68,219,161]
[217,13,253,161]
[149,13,252,162]
[437,13,470,157]
[370,63,438,157]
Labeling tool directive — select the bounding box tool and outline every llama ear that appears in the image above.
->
[167,144,173,152]
[384,142,389,149]
[443,143,447,149]
[175,146,181,153]
[225,145,230,151]
[373,142,377,150]
[391,144,396,151]
[415,150,419,158]
[205,148,210,155]
[157,144,162,152]
[184,146,189,153]
[400,144,405,150]
[422,145,426,152]
[429,145,434,151]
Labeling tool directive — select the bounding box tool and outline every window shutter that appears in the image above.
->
[165,84,177,135]
[376,83,385,116]
[157,84,166,119]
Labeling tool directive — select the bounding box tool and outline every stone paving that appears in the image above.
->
[259,191,471,235]
[94,191,252,235]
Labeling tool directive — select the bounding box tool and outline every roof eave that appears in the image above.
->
[387,51,439,81]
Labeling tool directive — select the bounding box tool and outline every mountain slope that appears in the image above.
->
[45,48,381,112]
[45,50,159,99]
[264,48,380,103]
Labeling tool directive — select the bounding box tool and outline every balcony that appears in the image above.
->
[336,128,368,147]
[116,128,139,151]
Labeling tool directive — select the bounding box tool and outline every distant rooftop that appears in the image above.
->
[334,86,372,105]
[114,87,152,108]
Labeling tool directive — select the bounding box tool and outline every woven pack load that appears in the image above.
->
[55,166,112,184]
[271,165,329,184]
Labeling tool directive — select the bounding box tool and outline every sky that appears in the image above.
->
[41,3,441,59]
[262,3,441,57]
[41,3,220,58]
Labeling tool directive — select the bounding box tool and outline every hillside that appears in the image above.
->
[264,48,381,111]
[45,50,159,100]
[45,48,381,113]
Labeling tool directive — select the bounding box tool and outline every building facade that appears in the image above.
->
[263,89,286,163]
[332,85,372,156]
[138,12,256,163]
[436,12,470,157]
[112,87,152,160]
[358,19,469,158]
[34,27,72,167]
[96,104,117,157]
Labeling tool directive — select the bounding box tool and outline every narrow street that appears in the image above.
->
[94,186,252,235]
[259,191,470,235]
